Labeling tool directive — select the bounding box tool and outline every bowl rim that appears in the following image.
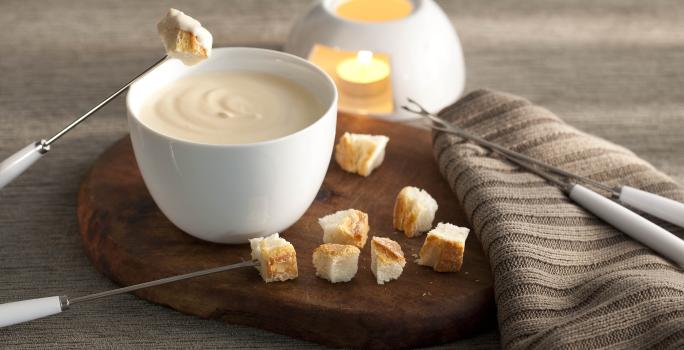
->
[126,47,338,149]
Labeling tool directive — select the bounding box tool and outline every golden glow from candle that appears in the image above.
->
[308,44,394,114]
[336,0,414,22]
[336,50,390,89]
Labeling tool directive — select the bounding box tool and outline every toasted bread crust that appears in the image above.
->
[417,223,468,272]
[356,142,379,177]
[340,210,369,248]
[393,189,419,236]
[393,186,437,238]
[334,132,388,177]
[250,233,298,283]
[334,133,357,173]
[319,209,369,248]
[175,30,208,57]
[313,243,360,283]
[314,243,360,258]
[372,237,406,265]
[263,245,298,281]
[435,243,464,272]
[420,235,465,272]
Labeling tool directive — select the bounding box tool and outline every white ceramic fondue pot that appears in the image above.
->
[126,47,338,243]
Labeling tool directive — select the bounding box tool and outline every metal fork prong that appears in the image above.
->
[400,103,424,115]
[403,97,432,114]
[401,97,618,195]
[402,98,454,128]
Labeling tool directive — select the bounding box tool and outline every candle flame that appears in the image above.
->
[357,50,373,65]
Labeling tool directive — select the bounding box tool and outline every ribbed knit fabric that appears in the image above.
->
[433,89,684,349]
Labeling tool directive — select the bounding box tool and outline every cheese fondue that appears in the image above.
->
[139,71,324,145]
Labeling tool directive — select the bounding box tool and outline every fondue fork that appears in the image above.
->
[0,56,169,190]
[402,99,684,267]
[0,260,255,328]
[402,98,684,228]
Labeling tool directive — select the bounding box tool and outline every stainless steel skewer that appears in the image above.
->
[402,98,684,267]
[402,99,618,195]
[0,260,255,328]
[402,98,684,229]
[0,56,169,190]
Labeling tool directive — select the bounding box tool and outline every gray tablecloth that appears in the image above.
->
[0,0,682,348]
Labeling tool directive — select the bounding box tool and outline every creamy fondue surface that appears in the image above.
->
[139,71,324,144]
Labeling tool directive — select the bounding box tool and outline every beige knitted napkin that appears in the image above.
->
[433,89,684,349]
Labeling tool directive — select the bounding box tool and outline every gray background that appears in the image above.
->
[0,0,682,348]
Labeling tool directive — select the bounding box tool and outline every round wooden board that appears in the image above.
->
[77,113,496,350]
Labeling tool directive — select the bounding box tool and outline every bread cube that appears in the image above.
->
[249,233,298,282]
[335,132,389,177]
[312,244,360,283]
[393,186,438,238]
[318,209,369,248]
[157,8,213,65]
[417,223,469,272]
[370,237,406,285]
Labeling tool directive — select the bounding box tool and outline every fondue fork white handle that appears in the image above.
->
[618,186,684,228]
[0,141,49,189]
[461,138,684,267]
[570,184,684,267]
[497,151,684,266]
[0,260,254,328]
[0,56,168,191]
[0,296,67,327]
[498,151,684,266]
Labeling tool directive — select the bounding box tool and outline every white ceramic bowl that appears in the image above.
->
[126,48,338,244]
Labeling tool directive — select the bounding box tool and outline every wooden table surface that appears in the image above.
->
[0,0,682,349]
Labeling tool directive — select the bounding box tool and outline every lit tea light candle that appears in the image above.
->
[336,50,390,97]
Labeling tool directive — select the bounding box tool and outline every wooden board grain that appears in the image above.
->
[76,113,495,349]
